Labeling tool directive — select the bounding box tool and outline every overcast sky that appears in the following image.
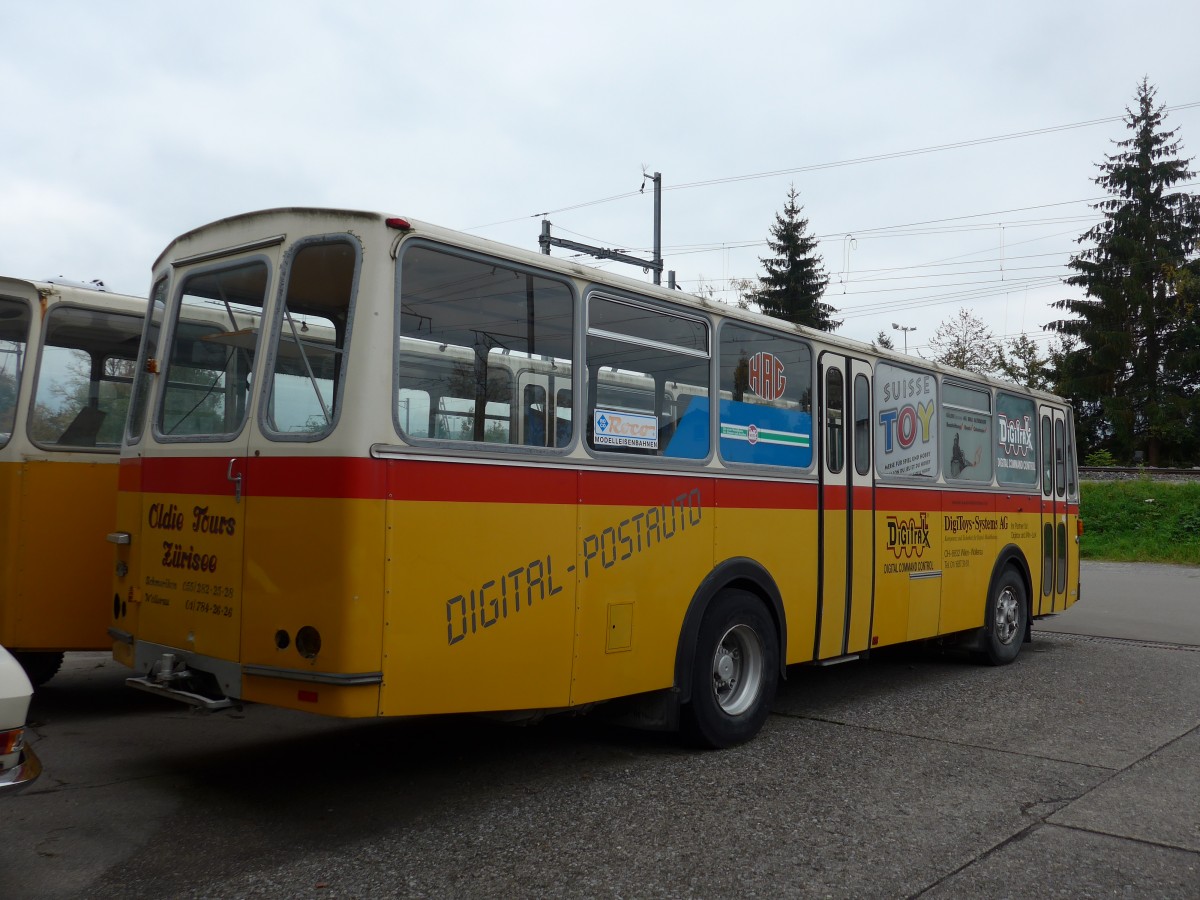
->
[3,1,1198,354]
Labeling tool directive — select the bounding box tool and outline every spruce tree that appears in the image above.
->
[747,186,839,330]
[1050,79,1200,464]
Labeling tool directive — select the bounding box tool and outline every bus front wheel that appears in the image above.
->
[682,589,778,748]
[978,569,1028,666]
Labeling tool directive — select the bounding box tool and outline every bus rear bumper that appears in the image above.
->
[126,645,242,713]
[126,672,239,712]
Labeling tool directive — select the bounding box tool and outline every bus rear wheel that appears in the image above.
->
[682,589,778,748]
[14,651,65,688]
[977,569,1028,666]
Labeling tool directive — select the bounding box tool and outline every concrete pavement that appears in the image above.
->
[4,562,1198,898]
[1038,560,1200,646]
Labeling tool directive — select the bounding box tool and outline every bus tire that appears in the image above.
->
[978,568,1027,666]
[681,589,778,748]
[14,651,65,688]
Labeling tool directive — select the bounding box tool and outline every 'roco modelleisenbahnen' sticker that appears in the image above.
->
[593,409,658,449]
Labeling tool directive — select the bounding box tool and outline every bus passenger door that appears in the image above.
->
[1038,405,1070,614]
[816,354,875,660]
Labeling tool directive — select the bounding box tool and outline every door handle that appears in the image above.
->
[227,458,243,503]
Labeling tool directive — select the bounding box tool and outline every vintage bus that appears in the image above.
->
[108,208,1080,747]
[1,277,145,685]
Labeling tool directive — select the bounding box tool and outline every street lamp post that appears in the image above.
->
[892,322,916,354]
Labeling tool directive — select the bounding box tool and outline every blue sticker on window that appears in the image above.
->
[718,399,812,468]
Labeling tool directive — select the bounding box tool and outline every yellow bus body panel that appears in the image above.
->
[239,495,385,716]
[1066,510,1080,610]
[714,505,818,666]
[873,502,944,645]
[939,494,998,635]
[132,490,244,662]
[848,506,875,653]
[1,459,117,651]
[383,499,578,716]
[570,496,713,706]
[1006,505,1044,615]
[819,509,849,659]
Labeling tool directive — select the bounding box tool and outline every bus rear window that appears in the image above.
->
[158,261,269,440]
[264,240,358,438]
[29,305,142,450]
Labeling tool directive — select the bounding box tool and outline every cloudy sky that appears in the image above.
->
[3,1,1198,354]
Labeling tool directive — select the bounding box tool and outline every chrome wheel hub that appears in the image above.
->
[711,623,764,716]
[994,587,1020,645]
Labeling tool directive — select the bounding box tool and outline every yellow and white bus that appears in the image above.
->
[1,277,145,685]
[108,208,1080,747]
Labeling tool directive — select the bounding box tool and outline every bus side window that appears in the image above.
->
[942,382,993,483]
[717,323,813,469]
[825,367,844,474]
[873,362,938,479]
[854,373,870,476]
[1041,414,1053,496]
[397,245,574,448]
[585,295,709,460]
[1055,418,1066,498]
[996,393,1038,488]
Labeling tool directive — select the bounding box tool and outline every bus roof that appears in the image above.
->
[0,275,145,311]
[154,207,1069,404]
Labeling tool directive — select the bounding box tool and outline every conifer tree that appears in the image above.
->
[744,186,839,330]
[1050,80,1200,464]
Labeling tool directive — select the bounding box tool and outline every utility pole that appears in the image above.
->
[650,171,661,285]
[539,171,663,284]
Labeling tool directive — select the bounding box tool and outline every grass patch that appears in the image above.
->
[1080,479,1200,565]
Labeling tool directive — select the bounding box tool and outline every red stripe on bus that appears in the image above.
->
[139,456,235,495]
[118,457,143,492]
[851,485,874,509]
[822,485,848,506]
[876,486,1043,513]
[121,454,1073,514]
[716,479,818,510]
[250,457,385,500]
[390,460,577,504]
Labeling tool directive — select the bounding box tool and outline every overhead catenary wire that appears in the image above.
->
[466,108,1200,338]
[466,105,1200,231]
